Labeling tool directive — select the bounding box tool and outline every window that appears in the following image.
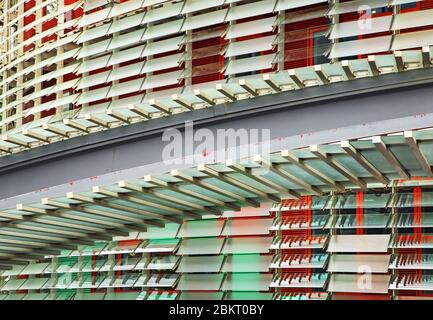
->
[313,30,331,65]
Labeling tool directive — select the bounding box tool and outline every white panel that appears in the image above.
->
[178,237,225,255]
[392,29,433,51]
[78,23,112,44]
[78,7,111,28]
[19,278,49,290]
[108,29,145,51]
[108,45,144,66]
[141,54,182,74]
[182,9,228,31]
[107,78,144,99]
[178,219,225,238]
[141,71,181,90]
[276,0,327,11]
[139,239,179,253]
[225,54,275,75]
[221,273,273,291]
[391,0,426,5]
[225,16,276,40]
[139,224,180,239]
[20,263,49,275]
[328,254,391,273]
[222,236,273,254]
[77,70,111,90]
[328,0,389,15]
[84,0,110,12]
[141,36,183,57]
[223,203,272,218]
[226,0,277,22]
[78,86,110,105]
[108,62,144,82]
[221,254,272,272]
[78,55,111,74]
[78,39,111,59]
[328,235,391,253]
[329,16,393,39]
[328,274,391,294]
[108,12,145,34]
[221,218,273,236]
[2,266,25,277]
[392,9,433,31]
[177,256,224,273]
[143,2,183,23]
[0,279,26,291]
[183,0,225,14]
[142,19,184,42]
[49,94,80,110]
[329,36,392,59]
[109,0,145,18]
[180,292,224,300]
[24,293,49,300]
[225,35,276,57]
[177,274,224,291]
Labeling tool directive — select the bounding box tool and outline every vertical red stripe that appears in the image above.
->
[413,187,423,295]
[91,255,96,294]
[115,253,122,293]
[356,192,364,235]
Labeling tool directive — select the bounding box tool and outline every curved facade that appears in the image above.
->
[0,0,432,155]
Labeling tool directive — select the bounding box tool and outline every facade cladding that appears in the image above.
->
[0,0,433,301]
[1,0,433,145]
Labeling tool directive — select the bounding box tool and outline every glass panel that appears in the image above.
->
[390,254,433,270]
[221,255,272,273]
[222,237,272,254]
[271,253,328,269]
[328,254,391,273]
[177,256,224,273]
[178,219,225,238]
[328,274,391,294]
[20,263,49,275]
[271,273,328,289]
[180,292,224,300]
[363,193,391,208]
[328,235,390,253]
[328,214,390,229]
[271,235,328,250]
[178,238,224,255]
[104,292,140,300]
[396,213,433,228]
[138,239,180,253]
[221,273,273,291]
[138,256,179,270]
[225,292,273,300]
[222,218,273,236]
[390,274,433,291]
[311,196,329,210]
[390,234,433,249]
[178,273,224,291]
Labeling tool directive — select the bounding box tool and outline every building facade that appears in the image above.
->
[0,0,433,300]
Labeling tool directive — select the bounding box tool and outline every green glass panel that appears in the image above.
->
[225,292,273,300]
[363,193,390,208]
[221,254,271,273]
[23,293,49,300]
[180,292,223,300]
[4,294,25,300]
[55,290,76,300]
[221,273,272,291]
[331,214,390,229]
[104,292,141,300]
